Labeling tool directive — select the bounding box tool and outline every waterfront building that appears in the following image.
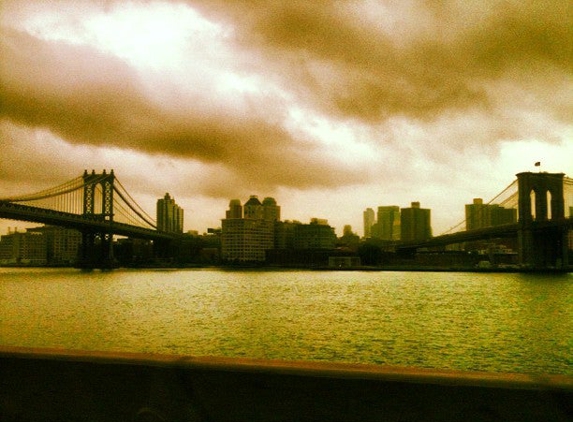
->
[363,208,375,239]
[400,202,432,242]
[156,193,184,233]
[465,198,517,230]
[221,219,274,261]
[27,226,82,265]
[274,220,298,249]
[0,229,47,265]
[221,197,275,262]
[339,225,360,250]
[293,219,337,249]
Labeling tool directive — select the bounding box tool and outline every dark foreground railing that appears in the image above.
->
[1,346,571,421]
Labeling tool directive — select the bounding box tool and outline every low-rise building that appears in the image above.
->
[293,219,337,250]
[0,229,47,265]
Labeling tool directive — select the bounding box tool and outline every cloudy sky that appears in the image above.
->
[1,0,571,236]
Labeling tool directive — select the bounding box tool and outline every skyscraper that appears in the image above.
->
[262,197,281,222]
[156,193,184,233]
[363,208,375,238]
[244,195,263,219]
[400,202,431,242]
[221,196,276,261]
[374,206,401,241]
[465,198,517,230]
[226,199,243,219]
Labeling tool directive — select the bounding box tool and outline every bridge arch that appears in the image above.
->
[517,172,564,222]
[83,170,115,221]
[517,172,567,268]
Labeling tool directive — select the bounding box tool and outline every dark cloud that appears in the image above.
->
[0,27,370,194]
[187,0,572,124]
[0,0,571,231]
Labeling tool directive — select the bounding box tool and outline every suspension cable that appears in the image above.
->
[113,179,157,228]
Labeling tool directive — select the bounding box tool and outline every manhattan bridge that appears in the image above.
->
[1,169,572,270]
[0,170,178,268]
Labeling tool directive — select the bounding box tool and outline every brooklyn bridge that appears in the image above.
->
[1,170,572,270]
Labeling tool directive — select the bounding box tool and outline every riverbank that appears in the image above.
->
[2,262,572,273]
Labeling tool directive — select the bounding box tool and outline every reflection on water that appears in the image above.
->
[1,268,571,374]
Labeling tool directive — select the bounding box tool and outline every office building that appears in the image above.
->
[400,202,432,242]
[262,197,281,222]
[221,196,276,261]
[465,198,517,230]
[226,199,243,219]
[27,226,82,265]
[372,206,401,241]
[244,195,263,220]
[156,193,184,233]
[274,220,297,249]
[293,219,337,249]
[0,229,47,265]
[363,208,375,239]
[221,218,275,261]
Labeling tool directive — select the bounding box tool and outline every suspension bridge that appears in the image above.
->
[0,170,179,268]
[398,172,573,269]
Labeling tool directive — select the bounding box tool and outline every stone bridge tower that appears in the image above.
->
[517,172,567,268]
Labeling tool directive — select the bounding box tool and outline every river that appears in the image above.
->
[0,268,571,375]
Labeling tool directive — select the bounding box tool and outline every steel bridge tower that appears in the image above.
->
[517,172,568,269]
[79,170,117,269]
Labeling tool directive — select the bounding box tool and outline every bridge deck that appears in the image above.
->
[0,201,175,240]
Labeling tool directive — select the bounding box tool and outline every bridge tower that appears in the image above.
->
[516,172,568,269]
[80,170,117,269]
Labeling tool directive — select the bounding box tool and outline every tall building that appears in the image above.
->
[262,197,281,222]
[274,220,297,249]
[465,198,517,230]
[244,195,263,219]
[363,208,375,238]
[221,218,274,261]
[221,196,276,261]
[372,206,400,241]
[226,199,243,219]
[400,202,432,242]
[156,193,184,233]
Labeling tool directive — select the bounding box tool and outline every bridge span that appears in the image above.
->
[398,172,573,270]
[0,170,179,268]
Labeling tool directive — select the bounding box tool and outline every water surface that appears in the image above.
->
[1,268,571,374]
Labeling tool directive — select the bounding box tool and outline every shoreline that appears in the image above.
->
[1,262,571,273]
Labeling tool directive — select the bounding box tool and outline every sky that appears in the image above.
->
[0,0,571,237]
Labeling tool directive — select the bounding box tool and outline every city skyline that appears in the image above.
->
[1,1,571,237]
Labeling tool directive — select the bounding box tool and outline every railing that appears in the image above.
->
[1,346,571,421]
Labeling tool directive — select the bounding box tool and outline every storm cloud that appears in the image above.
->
[0,0,571,233]
[0,25,370,192]
[188,0,571,123]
